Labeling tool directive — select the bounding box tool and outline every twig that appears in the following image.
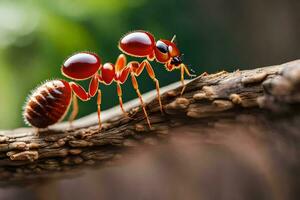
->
[0,59,300,185]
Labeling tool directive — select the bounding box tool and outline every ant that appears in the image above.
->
[23,31,194,130]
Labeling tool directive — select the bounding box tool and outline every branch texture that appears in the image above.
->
[1,60,300,186]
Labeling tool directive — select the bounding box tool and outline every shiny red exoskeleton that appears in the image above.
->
[119,31,194,94]
[23,31,192,129]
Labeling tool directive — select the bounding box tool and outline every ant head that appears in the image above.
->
[154,37,182,66]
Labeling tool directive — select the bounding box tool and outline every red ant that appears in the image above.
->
[23,31,194,130]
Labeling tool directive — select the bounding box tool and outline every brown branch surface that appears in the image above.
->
[1,60,300,186]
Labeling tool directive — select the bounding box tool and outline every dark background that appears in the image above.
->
[0,0,299,128]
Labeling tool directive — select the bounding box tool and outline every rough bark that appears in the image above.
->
[0,60,300,186]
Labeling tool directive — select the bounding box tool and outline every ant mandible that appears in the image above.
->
[119,30,195,96]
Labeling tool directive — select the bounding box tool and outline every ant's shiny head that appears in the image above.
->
[154,36,182,66]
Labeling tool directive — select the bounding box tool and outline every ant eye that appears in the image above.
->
[156,41,168,54]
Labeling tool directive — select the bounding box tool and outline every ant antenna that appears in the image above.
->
[186,64,196,75]
[190,68,196,74]
[171,35,176,43]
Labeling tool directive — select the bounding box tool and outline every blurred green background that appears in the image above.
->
[0,0,299,129]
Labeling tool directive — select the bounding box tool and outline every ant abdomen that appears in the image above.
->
[23,80,72,128]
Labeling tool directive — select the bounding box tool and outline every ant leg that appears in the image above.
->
[116,64,131,118]
[89,75,99,97]
[68,82,90,127]
[165,61,195,95]
[97,89,102,130]
[70,82,90,101]
[115,54,127,73]
[68,94,78,126]
[116,82,129,118]
[130,60,163,113]
[130,72,151,128]
[141,60,163,113]
[180,65,186,95]
[114,54,129,116]
[183,64,196,77]
[179,64,197,95]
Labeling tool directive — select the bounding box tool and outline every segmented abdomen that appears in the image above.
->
[23,80,72,128]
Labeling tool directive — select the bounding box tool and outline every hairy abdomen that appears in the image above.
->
[23,80,72,128]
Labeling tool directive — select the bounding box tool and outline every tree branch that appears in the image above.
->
[1,60,300,186]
